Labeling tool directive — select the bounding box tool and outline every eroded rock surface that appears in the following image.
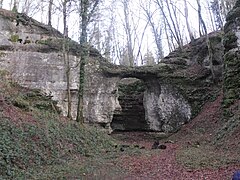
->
[223,0,240,113]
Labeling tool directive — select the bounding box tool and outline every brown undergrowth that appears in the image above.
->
[113,93,240,179]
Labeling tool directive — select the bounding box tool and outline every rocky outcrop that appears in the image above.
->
[215,0,240,141]
[0,9,222,133]
[144,83,191,132]
[223,0,240,116]
[223,1,240,117]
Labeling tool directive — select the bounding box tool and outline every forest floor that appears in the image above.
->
[109,94,240,180]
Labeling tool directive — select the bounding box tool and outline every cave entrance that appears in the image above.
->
[111,78,148,131]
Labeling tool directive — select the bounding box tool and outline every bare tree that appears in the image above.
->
[48,0,53,26]
[21,0,32,14]
[140,0,163,62]
[195,0,215,80]
[103,4,116,62]
[143,48,155,65]
[221,0,236,17]
[196,0,207,36]
[206,0,216,32]
[210,0,224,30]
[76,0,100,123]
[122,0,134,66]
[12,0,19,12]
[62,0,73,119]
[183,0,194,41]
[0,0,4,8]
[155,0,183,50]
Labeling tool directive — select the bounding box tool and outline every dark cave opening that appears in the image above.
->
[111,78,148,131]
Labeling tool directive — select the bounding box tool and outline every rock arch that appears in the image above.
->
[84,59,192,133]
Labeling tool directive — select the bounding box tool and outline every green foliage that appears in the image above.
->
[0,70,9,78]
[222,51,240,119]
[0,115,115,179]
[176,145,235,169]
[10,34,19,43]
[0,51,6,58]
[0,73,116,179]
[11,95,30,110]
[36,38,52,45]
[11,5,18,13]
[216,112,240,141]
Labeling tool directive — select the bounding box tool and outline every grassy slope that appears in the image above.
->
[172,93,240,170]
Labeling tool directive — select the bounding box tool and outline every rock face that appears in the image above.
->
[223,0,240,116]
[84,58,121,127]
[144,83,191,132]
[215,0,240,141]
[0,9,223,133]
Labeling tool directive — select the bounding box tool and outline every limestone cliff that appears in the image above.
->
[0,9,223,133]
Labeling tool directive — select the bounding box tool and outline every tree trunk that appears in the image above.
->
[76,0,88,123]
[66,50,72,119]
[207,1,216,31]
[196,0,207,36]
[123,0,134,67]
[155,0,182,50]
[48,0,53,26]
[183,0,194,42]
[165,0,183,49]
[62,0,72,120]
[0,0,4,8]
[12,0,19,12]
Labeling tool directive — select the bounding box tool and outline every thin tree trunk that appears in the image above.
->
[22,0,29,15]
[141,1,164,61]
[0,0,4,8]
[165,0,183,48]
[76,0,99,122]
[63,0,72,120]
[221,0,227,17]
[48,0,53,26]
[163,17,173,53]
[183,0,194,42]
[197,0,215,80]
[76,0,88,123]
[207,1,216,32]
[155,0,180,50]
[12,0,19,12]
[123,0,134,67]
[170,0,183,46]
[196,0,207,36]
[66,49,72,119]
[10,0,13,9]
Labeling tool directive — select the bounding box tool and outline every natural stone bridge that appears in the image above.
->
[0,9,223,133]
